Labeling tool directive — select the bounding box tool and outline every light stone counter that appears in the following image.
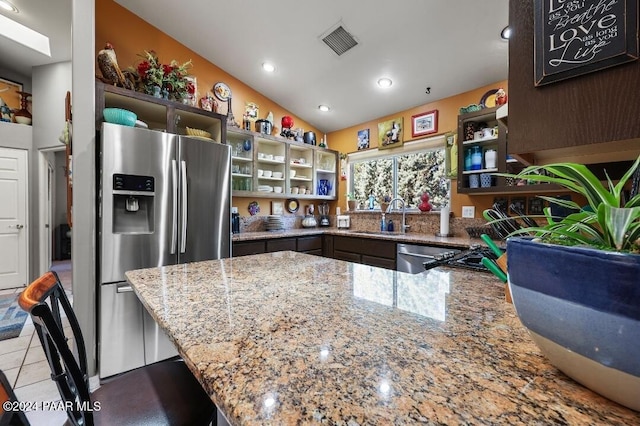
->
[126,252,639,425]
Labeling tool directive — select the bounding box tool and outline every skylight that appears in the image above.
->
[0,13,51,57]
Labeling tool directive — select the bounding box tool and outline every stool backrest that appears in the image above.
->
[0,369,30,426]
[18,271,92,426]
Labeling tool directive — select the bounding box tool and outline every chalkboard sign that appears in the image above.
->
[534,0,639,86]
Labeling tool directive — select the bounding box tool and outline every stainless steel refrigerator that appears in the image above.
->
[98,122,231,378]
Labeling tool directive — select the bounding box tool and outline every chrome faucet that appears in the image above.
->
[385,197,409,233]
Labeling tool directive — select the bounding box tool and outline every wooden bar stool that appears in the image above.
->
[19,271,216,426]
[0,369,30,426]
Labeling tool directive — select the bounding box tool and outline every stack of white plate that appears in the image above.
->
[266,215,284,231]
[258,185,273,192]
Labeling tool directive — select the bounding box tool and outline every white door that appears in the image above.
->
[0,148,28,289]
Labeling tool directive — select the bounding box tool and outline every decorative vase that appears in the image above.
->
[13,91,32,125]
[347,200,356,211]
[507,237,640,411]
[152,86,161,98]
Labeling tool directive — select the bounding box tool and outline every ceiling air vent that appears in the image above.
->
[321,24,358,56]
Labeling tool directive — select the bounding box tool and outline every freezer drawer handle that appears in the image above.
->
[116,284,134,293]
[171,159,178,254]
[180,160,187,253]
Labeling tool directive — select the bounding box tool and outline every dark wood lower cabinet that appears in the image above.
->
[232,240,266,257]
[332,236,396,270]
[266,238,297,252]
[233,234,397,271]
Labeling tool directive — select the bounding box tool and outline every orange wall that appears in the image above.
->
[96,1,513,219]
[96,0,327,217]
[96,1,321,137]
[328,81,509,217]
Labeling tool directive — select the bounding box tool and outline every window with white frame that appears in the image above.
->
[348,135,449,209]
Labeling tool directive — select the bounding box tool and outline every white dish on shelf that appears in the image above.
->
[258,169,264,177]
[263,170,273,178]
[274,186,283,193]
[272,171,283,179]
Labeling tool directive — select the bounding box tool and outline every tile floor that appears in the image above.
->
[0,260,88,424]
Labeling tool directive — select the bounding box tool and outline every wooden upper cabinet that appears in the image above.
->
[508,1,640,164]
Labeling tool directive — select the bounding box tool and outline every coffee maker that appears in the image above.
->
[319,202,330,227]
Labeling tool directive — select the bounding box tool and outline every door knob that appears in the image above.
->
[16,224,24,229]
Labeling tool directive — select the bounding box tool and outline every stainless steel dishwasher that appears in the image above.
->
[396,243,460,273]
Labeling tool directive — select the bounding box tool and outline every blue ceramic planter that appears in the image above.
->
[507,237,640,411]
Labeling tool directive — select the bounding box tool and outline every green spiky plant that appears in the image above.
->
[484,155,640,253]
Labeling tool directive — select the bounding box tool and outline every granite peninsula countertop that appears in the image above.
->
[233,228,479,249]
[125,252,640,425]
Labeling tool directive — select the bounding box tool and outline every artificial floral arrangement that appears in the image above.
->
[487,155,640,253]
[132,50,195,102]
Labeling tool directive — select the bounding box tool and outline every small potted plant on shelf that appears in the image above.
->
[347,193,357,211]
[488,155,640,411]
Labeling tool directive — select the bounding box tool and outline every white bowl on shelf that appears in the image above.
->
[272,171,283,179]
[274,186,283,193]
[263,170,273,178]
[258,169,264,177]
[291,187,299,194]
[289,170,296,178]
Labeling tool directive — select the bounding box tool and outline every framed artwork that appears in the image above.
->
[377,117,403,150]
[534,0,638,86]
[271,201,284,215]
[411,110,438,138]
[0,77,23,111]
[245,102,259,120]
[357,129,370,150]
[509,197,526,216]
[528,197,545,215]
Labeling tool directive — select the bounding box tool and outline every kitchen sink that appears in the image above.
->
[397,243,461,274]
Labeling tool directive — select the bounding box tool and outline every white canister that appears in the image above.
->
[484,149,497,169]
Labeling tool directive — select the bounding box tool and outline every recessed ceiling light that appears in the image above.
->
[0,1,18,13]
[318,105,330,112]
[262,62,275,72]
[501,26,512,40]
[377,77,393,88]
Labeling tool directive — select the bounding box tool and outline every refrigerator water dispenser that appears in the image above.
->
[112,174,155,234]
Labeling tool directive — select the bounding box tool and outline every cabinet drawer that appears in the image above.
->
[297,235,323,252]
[303,249,323,256]
[267,238,297,252]
[361,255,395,270]
[333,236,396,259]
[333,250,361,263]
[232,240,266,257]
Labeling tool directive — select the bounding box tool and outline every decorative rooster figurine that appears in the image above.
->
[97,42,133,89]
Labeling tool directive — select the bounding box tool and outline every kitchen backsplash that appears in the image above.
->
[239,211,488,238]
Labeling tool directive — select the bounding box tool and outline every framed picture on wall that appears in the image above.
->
[533,0,639,86]
[271,201,284,215]
[378,117,403,150]
[0,77,23,111]
[411,110,438,138]
[357,129,370,150]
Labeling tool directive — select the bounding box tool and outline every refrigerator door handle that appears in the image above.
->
[180,160,187,253]
[171,159,178,254]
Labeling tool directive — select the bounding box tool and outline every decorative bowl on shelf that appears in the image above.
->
[103,108,137,127]
[185,127,212,139]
